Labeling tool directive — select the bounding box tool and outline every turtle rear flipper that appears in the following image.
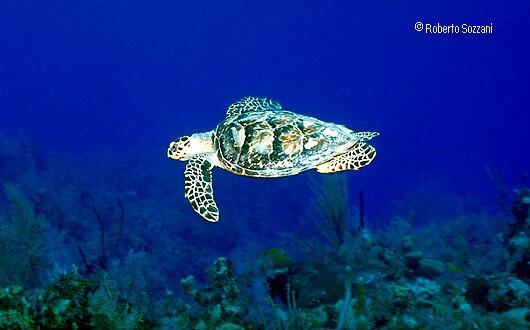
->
[354,131,380,142]
[184,154,219,222]
[316,142,377,173]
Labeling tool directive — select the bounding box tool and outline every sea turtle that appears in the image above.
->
[167,96,379,222]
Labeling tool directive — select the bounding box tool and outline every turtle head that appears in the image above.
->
[168,132,215,161]
[167,136,192,160]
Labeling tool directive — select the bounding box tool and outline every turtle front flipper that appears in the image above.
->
[184,154,219,222]
[226,96,283,117]
[316,142,377,173]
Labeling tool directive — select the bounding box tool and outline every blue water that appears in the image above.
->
[2,2,528,213]
[1,1,529,327]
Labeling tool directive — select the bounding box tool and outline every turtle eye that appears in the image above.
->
[178,136,191,147]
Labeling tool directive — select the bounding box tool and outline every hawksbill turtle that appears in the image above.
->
[167,96,378,222]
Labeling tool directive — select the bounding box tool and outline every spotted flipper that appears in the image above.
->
[354,131,380,142]
[316,142,377,173]
[226,96,282,117]
[184,154,219,222]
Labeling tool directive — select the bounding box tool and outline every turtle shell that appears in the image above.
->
[213,110,356,177]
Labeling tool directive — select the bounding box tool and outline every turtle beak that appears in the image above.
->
[167,142,178,159]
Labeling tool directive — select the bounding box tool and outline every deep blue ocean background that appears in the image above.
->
[1,1,529,329]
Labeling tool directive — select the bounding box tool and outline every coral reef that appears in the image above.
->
[0,135,529,329]
[0,185,50,288]
[179,257,253,329]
